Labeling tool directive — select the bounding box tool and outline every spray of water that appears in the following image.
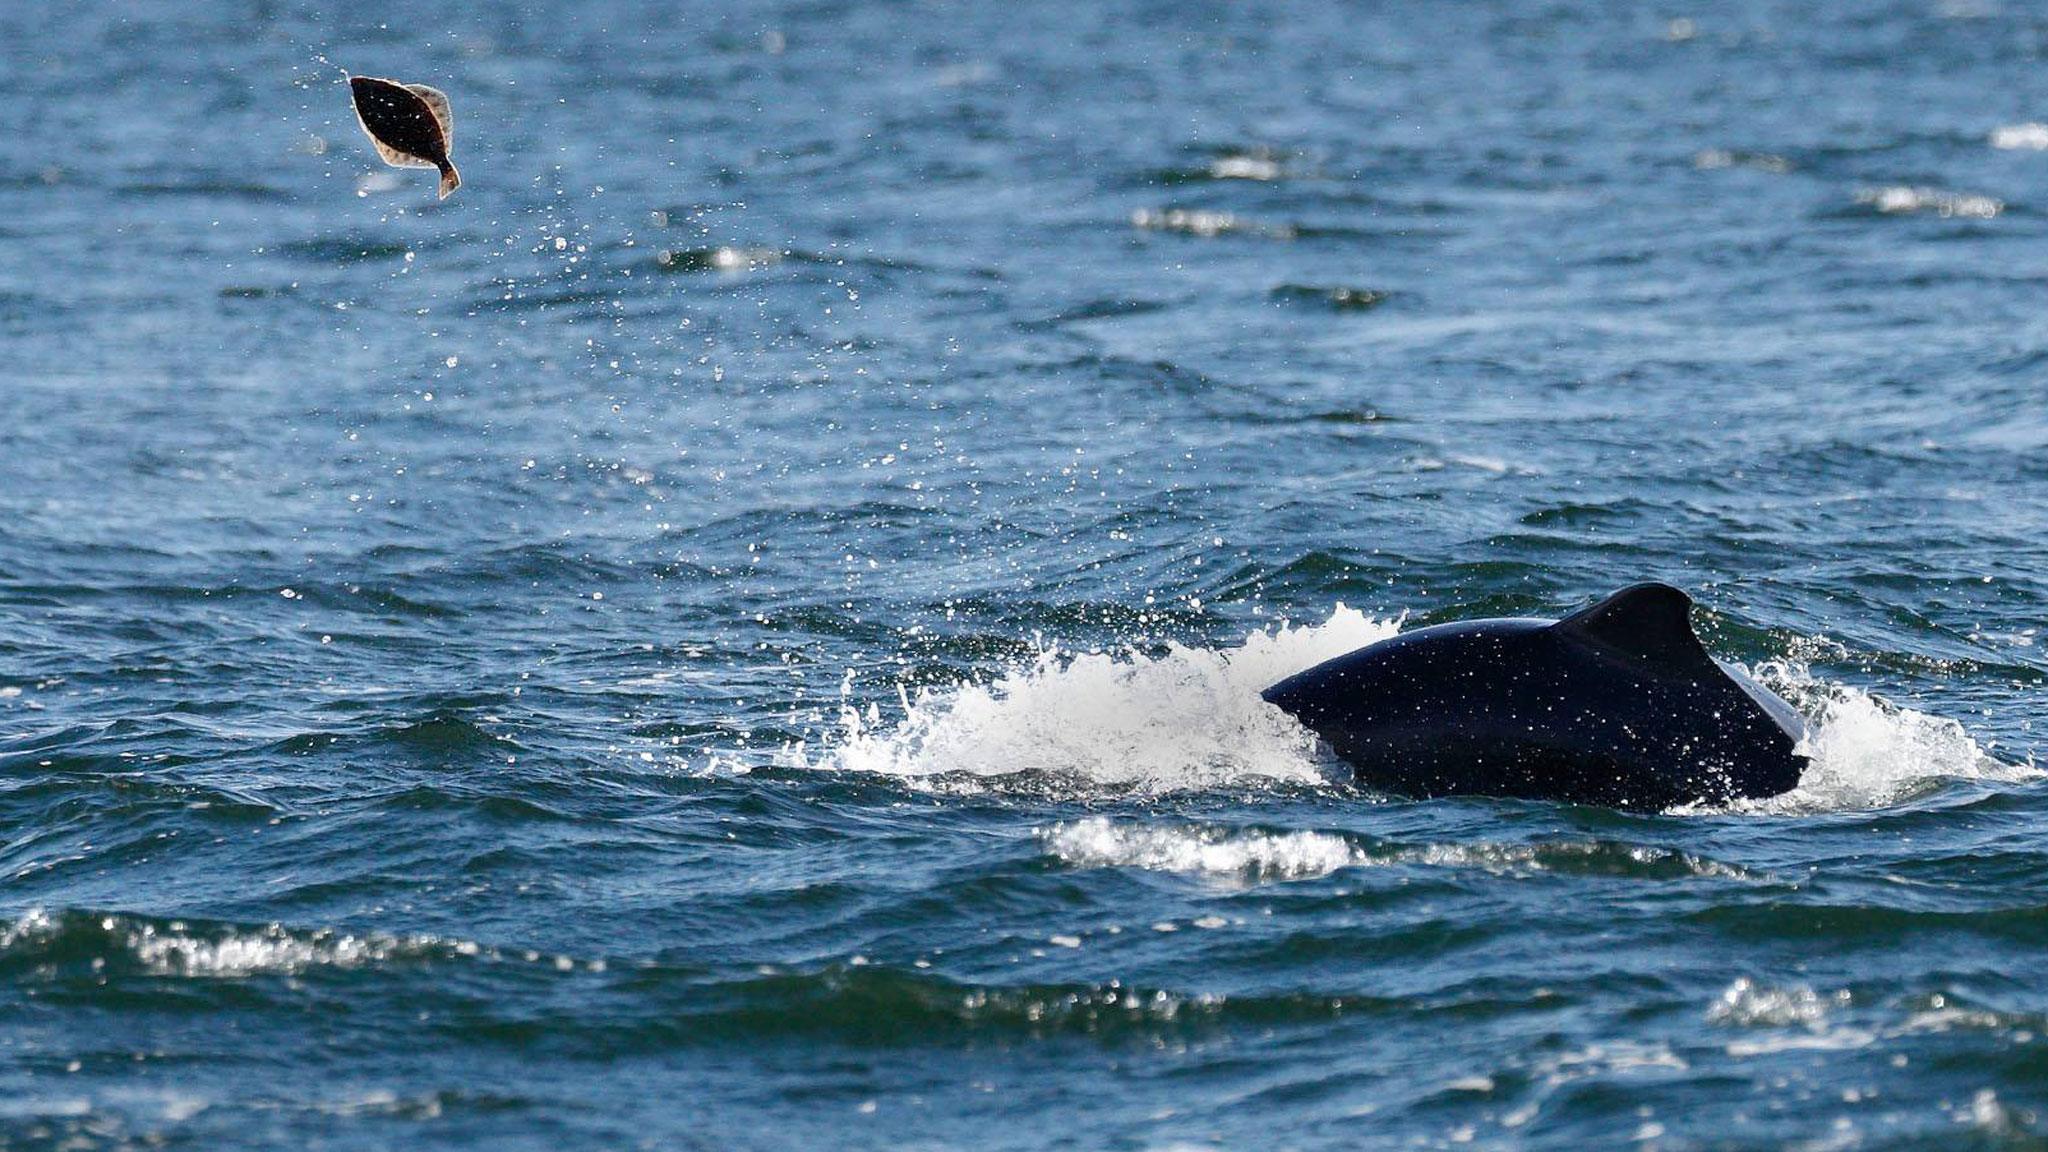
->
[806,606,1396,791]
[1724,660,2028,812]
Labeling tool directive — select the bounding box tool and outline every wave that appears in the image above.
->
[0,909,1349,1043]
[0,909,451,979]
[1042,818,1760,884]
[1042,818,1365,881]
[1141,148,1293,185]
[1269,284,1397,312]
[0,909,597,981]
[444,965,1377,1049]
[1129,207,1297,240]
[1850,186,2003,219]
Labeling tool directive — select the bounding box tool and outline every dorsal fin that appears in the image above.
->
[365,135,436,169]
[406,84,454,146]
[1551,582,1710,668]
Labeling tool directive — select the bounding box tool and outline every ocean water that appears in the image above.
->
[4,0,2048,1146]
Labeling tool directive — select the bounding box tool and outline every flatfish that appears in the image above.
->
[349,75,461,199]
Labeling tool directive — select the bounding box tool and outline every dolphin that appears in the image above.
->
[1260,583,1807,809]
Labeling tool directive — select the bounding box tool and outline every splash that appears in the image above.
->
[809,606,1397,791]
[1723,661,2027,813]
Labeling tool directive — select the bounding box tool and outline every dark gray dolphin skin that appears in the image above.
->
[1260,583,1808,809]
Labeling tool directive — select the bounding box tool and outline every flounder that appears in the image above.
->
[349,75,461,199]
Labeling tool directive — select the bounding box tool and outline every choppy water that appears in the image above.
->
[5,0,2048,1147]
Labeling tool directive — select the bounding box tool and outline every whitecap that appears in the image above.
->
[1709,977,1876,1057]
[1708,975,1843,1028]
[123,920,428,977]
[1855,185,2002,219]
[1992,122,2048,150]
[1209,154,1284,181]
[1042,817,1363,881]
[1130,208,1296,240]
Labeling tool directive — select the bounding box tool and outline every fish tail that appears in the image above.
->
[437,161,461,199]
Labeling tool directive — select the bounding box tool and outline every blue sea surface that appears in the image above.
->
[5,0,2048,1147]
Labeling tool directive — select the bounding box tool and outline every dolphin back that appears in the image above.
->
[1262,583,1807,808]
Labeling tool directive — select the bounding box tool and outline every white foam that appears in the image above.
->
[1043,817,1364,881]
[1708,976,1842,1029]
[1044,821,1756,884]
[1130,208,1297,240]
[1992,122,2048,150]
[1209,154,1284,181]
[1721,662,2028,813]
[1962,1089,2030,1139]
[0,910,565,979]
[124,920,413,977]
[1,909,378,976]
[1855,185,2002,218]
[1710,978,1876,1056]
[807,606,1396,792]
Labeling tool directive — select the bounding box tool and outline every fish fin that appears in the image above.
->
[369,137,436,169]
[437,161,461,199]
[1550,582,1711,669]
[407,84,454,146]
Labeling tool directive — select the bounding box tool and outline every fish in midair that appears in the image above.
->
[349,75,460,199]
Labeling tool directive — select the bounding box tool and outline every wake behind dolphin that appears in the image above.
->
[1261,583,1807,809]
